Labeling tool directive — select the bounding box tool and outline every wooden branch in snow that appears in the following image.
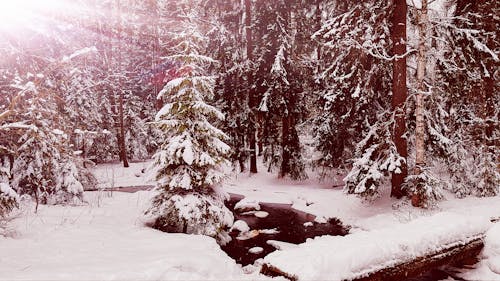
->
[261,236,485,281]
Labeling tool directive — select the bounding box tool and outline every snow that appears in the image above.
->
[62,46,97,62]
[259,228,279,235]
[224,161,500,232]
[234,198,261,212]
[0,191,256,281]
[182,138,194,165]
[90,161,153,189]
[249,247,264,254]
[267,240,298,251]
[231,220,250,233]
[459,223,500,280]
[223,161,500,280]
[254,211,269,218]
[7,161,495,280]
[0,182,18,199]
[237,230,260,241]
[264,212,492,281]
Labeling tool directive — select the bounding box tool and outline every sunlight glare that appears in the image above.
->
[0,0,67,30]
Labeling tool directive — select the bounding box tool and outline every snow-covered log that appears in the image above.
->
[262,212,491,281]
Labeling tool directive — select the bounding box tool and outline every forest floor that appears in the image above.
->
[0,160,498,280]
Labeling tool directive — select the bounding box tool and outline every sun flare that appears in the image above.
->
[0,0,68,30]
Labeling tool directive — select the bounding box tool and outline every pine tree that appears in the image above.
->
[146,3,233,242]
[422,0,499,199]
[10,91,85,207]
[314,0,401,197]
[253,0,308,180]
[205,0,251,173]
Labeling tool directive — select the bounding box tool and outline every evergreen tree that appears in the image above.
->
[146,3,233,242]
[420,0,499,199]
[314,0,401,197]
[253,0,308,180]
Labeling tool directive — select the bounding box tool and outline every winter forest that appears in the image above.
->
[0,0,499,280]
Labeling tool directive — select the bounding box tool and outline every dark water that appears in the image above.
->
[222,194,480,281]
[404,267,470,281]
[86,185,154,193]
[222,194,349,266]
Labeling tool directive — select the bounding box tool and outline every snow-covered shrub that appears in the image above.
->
[344,117,405,198]
[0,154,18,217]
[11,125,84,206]
[53,158,85,204]
[474,151,500,197]
[403,167,444,208]
[0,184,18,218]
[149,189,233,243]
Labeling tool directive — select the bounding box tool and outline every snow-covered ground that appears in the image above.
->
[225,163,500,232]
[90,161,153,189]
[0,191,266,281]
[1,160,499,280]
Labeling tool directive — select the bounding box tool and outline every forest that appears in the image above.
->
[0,0,498,280]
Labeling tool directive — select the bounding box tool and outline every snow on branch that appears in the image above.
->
[62,46,98,63]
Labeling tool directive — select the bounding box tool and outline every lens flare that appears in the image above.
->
[0,0,68,30]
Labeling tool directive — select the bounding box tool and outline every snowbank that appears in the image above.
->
[0,191,254,281]
[264,212,492,281]
[234,198,261,212]
[459,223,500,280]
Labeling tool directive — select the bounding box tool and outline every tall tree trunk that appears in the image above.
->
[151,0,162,110]
[413,0,428,206]
[117,0,129,168]
[246,0,257,174]
[118,91,129,168]
[280,115,291,178]
[390,0,408,198]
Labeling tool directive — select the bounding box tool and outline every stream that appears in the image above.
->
[222,194,479,281]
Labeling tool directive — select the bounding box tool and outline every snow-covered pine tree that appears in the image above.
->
[253,0,308,180]
[10,91,84,206]
[146,2,233,243]
[314,0,403,198]
[0,37,88,206]
[206,0,253,173]
[421,0,499,198]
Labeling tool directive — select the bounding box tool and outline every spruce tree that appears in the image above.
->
[146,4,233,242]
[314,0,400,197]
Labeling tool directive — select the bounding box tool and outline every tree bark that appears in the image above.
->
[390,0,408,199]
[117,0,129,168]
[246,0,257,174]
[413,0,428,206]
[280,115,291,178]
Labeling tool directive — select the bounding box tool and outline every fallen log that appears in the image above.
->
[350,237,484,281]
[261,213,491,281]
[262,237,484,281]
